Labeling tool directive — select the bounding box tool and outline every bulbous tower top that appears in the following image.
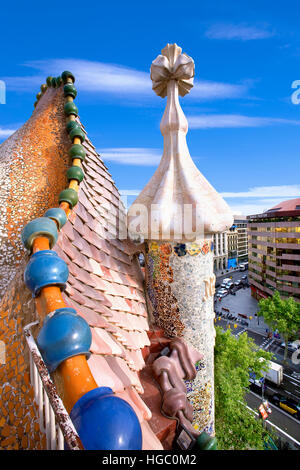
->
[127,43,233,242]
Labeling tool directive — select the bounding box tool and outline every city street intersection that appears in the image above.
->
[214,273,300,447]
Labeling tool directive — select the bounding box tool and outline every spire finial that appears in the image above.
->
[128,44,233,242]
[150,43,195,98]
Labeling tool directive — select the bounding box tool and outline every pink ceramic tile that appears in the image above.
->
[93,327,124,356]
[75,202,89,224]
[65,298,112,330]
[73,215,86,237]
[126,387,152,421]
[104,357,142,392]
[106,269,125,285]
[115,389,145,423]
[71,228,85,252]
[87,355,124,393]
[77,283,105,302]
[90,328,112,355]
[105,295,132,312]
[124,349,145,372]
[62,221,75,242]
[53,244,70,264]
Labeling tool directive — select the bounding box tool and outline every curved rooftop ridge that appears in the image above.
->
[0,73,163,449]
[42,79,163,449]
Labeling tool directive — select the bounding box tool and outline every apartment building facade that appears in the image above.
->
[247,198,300,301]
[235,216,248,264]
[213,231,228,273]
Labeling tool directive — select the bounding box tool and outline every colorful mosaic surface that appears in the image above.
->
[0,268,46,449]
[146,242,184,338]
[146,239,216,435]
[0,87,70,302]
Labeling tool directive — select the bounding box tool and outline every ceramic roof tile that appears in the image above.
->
[125,349,145,372]
[92,327,125,356]
[126,387,152,421]
[115,389,150,423]
[67,262,97,289]
[87,355,125,393]
[72,230,95,258]
[75,201,89,224]
[84,216,107,239]
[104,357,143,392]
[90,328,113,355]
[64,297,114,330]
[104,294,136,313]
[107,311,149,332]
[62,221,75,241]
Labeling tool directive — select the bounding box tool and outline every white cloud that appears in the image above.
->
[205,23,275,41]
[222,185,300,215]
[227,200,284,216]
[0,127,16,138]
[188,114,300,129]
[221,185,300,198]
[4,59,249,102]
[190,80,247,100]
[100,147,162,166]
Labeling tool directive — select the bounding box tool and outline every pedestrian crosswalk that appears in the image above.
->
[261,338,275,350]
[236,328,246,337]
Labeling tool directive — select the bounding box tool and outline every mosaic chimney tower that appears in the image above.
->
[128,44,233,435]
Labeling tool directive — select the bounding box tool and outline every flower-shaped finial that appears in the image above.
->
[150,43,195,98]
[128,44,233,242]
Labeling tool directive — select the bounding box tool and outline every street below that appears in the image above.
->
[214,272,300,447]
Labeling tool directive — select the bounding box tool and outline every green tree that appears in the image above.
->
[258,290,300,363]
[214,326,272,450]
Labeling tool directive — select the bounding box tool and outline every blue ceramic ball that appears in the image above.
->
[70,387,142,450]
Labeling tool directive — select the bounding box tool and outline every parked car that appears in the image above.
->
[224,281,234,290]
[271,394,300,419]
[241,275,247,281]
[216,289,228,299]
[217,288,227,295]
[280,341,299,351]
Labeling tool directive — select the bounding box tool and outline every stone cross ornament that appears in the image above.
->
[150,43,195,98]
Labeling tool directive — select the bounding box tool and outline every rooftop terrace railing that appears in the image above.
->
[24,322,83,450]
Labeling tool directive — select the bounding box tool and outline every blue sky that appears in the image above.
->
[1,0,300,215]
